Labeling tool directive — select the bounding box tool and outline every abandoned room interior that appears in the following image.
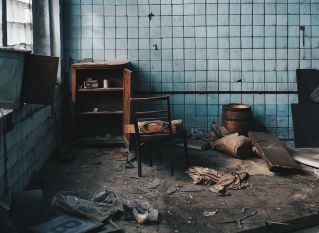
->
[3,0,319,232]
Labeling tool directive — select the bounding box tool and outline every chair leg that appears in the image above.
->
[183,131,189,168]
[146,143,153,167]
[169,139,174,176]
[134,136,142,177]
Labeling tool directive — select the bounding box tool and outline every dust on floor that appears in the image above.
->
[28,146,319,233]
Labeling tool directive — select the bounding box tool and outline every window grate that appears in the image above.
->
[6,0,32,50]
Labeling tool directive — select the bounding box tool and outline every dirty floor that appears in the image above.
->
[29,145,319,233]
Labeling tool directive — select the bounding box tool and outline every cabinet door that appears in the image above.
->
[123,69,132,148]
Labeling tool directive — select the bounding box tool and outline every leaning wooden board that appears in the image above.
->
[248,131,299,172]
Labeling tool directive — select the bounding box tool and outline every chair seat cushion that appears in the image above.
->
[138,119,182,134]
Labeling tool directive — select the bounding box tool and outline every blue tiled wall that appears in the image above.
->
[63,0,319,139]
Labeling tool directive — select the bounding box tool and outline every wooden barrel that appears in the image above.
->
[222,104,253,136]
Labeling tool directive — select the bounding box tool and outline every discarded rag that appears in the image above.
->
[186,166,249,193]
[51,187,158,224]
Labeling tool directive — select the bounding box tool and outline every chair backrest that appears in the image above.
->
[130,96,173,137]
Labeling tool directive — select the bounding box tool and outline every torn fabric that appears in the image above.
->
[186,166,249,193]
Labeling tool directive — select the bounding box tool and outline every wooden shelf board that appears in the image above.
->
[77,88,123,92]
[77,110,123,116]
[72,59,129,69]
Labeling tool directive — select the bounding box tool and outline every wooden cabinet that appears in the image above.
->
[71,59,132,146]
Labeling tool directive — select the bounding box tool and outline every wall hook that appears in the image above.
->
[148,12,154,21]
[153,44,158,50]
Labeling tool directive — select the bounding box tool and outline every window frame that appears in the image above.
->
[2,0,7,46]
[1,0,32,48]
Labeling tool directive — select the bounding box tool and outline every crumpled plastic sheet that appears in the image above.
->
[51,187,158,224]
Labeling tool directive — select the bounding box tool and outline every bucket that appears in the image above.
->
[222,104,253,136]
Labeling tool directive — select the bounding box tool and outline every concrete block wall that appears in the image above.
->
[0,91,62,201]
[63,0,319,139]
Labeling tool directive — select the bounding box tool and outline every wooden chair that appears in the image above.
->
[130,96,189,177]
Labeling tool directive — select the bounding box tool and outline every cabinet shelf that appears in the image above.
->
[72,61,132,147]
[76,110,123,116]
[77,88,123,93]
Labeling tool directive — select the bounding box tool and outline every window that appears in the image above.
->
[6,0,32,49]
[0,2,2,46]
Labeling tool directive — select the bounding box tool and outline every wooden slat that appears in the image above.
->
[136,110,168,116]
[76,110,123,116]
[248,131,299,172]
[131,96,169,103]
[78,88,123,92]
[124,124,135,134]
[72,59,129,69]
[123,69,132,147]
[137,117,169,121]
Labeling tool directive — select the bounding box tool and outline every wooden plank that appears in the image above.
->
[123,69,132,148]
[136,110,168,116]
[76,110,123,116]
[72,59,129,69]
[248,131,299,172]
[132,96,169,102]
[77,88,123,92]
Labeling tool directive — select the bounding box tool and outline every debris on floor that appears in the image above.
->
[177,139,211,151]
[187,166,250,194]
[203,210,219,217]
[97,220,121,233]
[179,184,204,192]
[145,178,162,189]
[249,131,300,172]
[51,187,159,224]
[165,184,180,195]
[219,208,258,229]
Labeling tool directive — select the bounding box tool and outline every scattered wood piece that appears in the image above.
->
[248,131,299,172]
